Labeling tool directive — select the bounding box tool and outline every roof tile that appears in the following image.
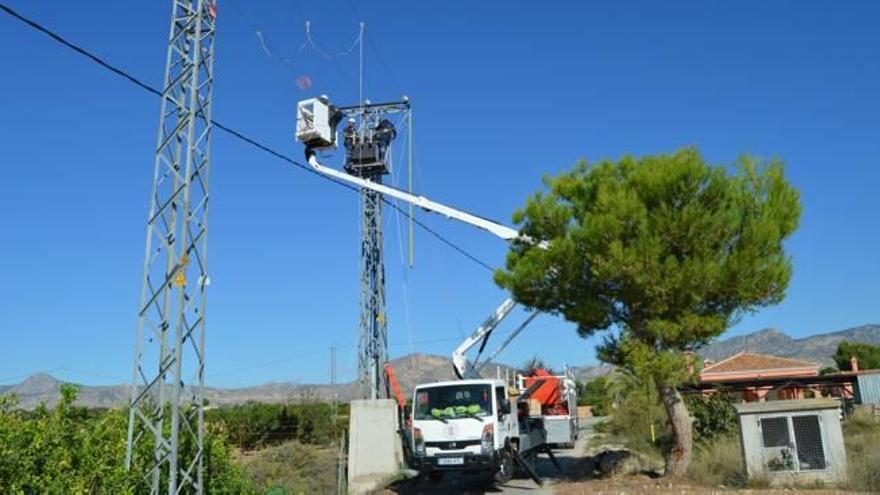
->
[702,352,819,374]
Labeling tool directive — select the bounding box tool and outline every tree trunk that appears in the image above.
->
[659,383,693,477]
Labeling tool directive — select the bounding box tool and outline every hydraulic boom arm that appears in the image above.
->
[306,153,521,242]
[306,151,543,379]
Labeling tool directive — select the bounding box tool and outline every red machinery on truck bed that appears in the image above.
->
[519,368,578,447]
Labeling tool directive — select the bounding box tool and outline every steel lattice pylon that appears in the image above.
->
[337,101,408,400]
[358,187,388,399]
[125,1,216,493]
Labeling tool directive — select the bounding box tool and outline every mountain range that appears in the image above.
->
[699,324,880,366]
[2,324,877,410]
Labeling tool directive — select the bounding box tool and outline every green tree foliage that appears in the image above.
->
[0,385,138,493]
[576,376,613,415]
[685,392,737,444]
[0,385,254,494]
[495,148,801,476]
[834,341,880,371]
[207,401,343,451]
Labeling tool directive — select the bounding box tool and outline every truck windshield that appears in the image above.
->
[414,384,492,420]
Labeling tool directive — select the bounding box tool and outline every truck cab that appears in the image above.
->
[410,379,519,481]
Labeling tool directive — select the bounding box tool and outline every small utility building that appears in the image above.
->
[734,398,847,486]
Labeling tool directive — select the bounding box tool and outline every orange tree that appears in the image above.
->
[0,385,254,493]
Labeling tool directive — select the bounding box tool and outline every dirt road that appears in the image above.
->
[388,418,601,495]
[387,417,860,494]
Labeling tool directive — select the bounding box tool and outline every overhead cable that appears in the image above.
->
[0,2,496,273]
[299,20,362,59]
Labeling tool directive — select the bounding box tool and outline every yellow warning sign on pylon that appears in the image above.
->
[173,255,189,287]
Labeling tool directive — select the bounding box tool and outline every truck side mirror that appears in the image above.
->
[500,400,511,416]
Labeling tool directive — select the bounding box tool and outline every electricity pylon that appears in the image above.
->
[339,102,409,399]
[296,97,409,399]
[125,1,217,493]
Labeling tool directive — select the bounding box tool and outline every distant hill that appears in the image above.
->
[700,324,880,366]
[2,373,361,411]
[570,364,615,382]
[0,353,511,410]
[2,373,132,410]
[5,323,877,409]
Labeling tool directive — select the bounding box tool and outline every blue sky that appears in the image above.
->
[0,1,877,387]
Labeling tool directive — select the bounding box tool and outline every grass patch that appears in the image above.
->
[843,409,880,492]
[687,435,746,488]
[595,386,668,467]
[238,440,338,494]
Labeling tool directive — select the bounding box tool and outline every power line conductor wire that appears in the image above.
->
[0,2,496,273]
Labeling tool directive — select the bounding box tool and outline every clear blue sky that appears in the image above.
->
[1,1,877,387]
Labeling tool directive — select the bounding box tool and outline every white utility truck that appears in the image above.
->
[409,379,550,484]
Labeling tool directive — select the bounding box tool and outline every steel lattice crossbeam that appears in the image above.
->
[125,1,216,493]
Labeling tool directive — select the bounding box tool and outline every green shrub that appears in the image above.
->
[0,387,351,493]
[240,440,338,494]
[207,401,344,451]
[0,386,254,494]
[0,385,138,493]
[576,376,613,416]
[684,391,737,443]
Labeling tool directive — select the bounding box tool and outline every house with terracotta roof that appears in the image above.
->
[699,352,824,402]
[702,352,820,381]
[686,352,877,407]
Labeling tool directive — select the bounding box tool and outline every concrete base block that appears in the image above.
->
[348,399,403,494]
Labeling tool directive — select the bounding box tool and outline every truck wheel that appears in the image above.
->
[495,449,515,485]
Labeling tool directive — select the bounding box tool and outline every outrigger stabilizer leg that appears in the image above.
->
[542,444,563,473]
[513,450,543,486]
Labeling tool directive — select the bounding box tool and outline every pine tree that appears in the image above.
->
[495,148,801,476]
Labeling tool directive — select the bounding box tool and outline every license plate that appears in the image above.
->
[437,457,464,466]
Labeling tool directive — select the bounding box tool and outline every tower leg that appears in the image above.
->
[359,187,388,399]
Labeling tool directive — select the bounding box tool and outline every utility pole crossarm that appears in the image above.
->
[306,154,523,243]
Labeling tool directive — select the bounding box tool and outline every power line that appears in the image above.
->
[0,2,495,273]
[0,4,162,98]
